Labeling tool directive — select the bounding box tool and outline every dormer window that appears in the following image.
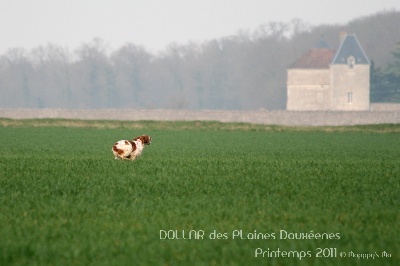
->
[347,56,355,69]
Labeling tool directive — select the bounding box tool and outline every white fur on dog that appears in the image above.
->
[112,135,151,160]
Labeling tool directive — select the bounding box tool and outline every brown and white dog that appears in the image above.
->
[112,135,152,160]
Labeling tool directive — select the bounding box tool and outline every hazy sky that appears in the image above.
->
[1,0,399,55]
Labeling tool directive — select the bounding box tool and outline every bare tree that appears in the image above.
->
[1,11,400,109]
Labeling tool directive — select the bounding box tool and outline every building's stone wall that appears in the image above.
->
[1,109,399,126]
[287,69,331,111]
[370,103,400,111]
[287,69,330,85]
[330,64,370,110]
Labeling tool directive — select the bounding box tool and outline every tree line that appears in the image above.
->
[370,44,400,102]
[1,10,399,110]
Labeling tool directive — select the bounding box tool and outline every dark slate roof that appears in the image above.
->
[331,34,370,65]
[314,39,331,49]
[288,48,336,69]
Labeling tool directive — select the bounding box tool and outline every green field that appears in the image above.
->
[0,119,399,266]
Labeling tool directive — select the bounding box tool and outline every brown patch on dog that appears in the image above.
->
[128,140,137,151]
[112,145,124,156]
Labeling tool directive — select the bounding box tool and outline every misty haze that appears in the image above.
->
[0,11,399,110]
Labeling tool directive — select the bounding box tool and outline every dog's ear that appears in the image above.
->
[146,135,152,144]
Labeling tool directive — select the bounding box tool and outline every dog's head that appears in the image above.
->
[134,135,152,145]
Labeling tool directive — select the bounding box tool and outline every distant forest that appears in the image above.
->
[1,10,399,110]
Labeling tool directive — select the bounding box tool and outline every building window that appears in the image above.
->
[348,92,353,104]
[347,56,355,69]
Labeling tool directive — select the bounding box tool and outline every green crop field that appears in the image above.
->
[0,119,399,266]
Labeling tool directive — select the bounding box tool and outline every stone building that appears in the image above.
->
[287,33,370,111]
